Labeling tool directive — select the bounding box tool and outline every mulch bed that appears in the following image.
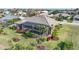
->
[47,35,59,41]
[12,37,20,42]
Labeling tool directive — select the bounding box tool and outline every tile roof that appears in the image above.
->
[16,15,58,27]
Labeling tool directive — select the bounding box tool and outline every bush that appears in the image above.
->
[55,24,62,30]
[36,45,47,50]
[2,32,7,35]
[25,45,34,50]
[36,38,47,44]
[10,43,34,50]
[14,43,24,50]
[67,16,73,23]
[9,26,16,30]
[39,38,47,42]
[57,41,73,50]
[23,32,36,38]
[52,24,62,36]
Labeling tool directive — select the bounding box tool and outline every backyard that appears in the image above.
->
[57,24,79,50]
[0,24,79,50]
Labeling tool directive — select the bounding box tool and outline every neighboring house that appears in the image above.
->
[39,11,48,16]
[54,13,70,18]
[73,15,79,23]
[4,10,10,15]
[61,13,70,17]
[19,16,25,20]
[0,13,4,18]
[47,14,54,18]
[16,15,58,35]
[67,11,75,15]
[0,15,19,23]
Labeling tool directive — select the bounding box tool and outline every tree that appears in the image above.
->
[51,10,59,14]
[67,16,73,22]
[26,9,37,17]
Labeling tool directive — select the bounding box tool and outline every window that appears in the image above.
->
[23,24,32,29]
[34,25,40,30]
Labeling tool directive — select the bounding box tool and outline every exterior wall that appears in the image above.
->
[48,27,51,34]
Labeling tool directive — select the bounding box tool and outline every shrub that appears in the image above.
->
[57,41,73,50]
[25,45,34,50]
[36,38,47,44]
[12,37,20,42]
[67,16,73,23]
[52,24,62,36]
[13,43,24,50]
[9,26,16,30]
[36,45,46,50]
[2,32,7,35]
[53,47,60,50]
[39,38,47,42]
[30,42,36,46]
[0,29,3,34]
[24,32,35,38]
[36,39,42,44]
[10,43,34,50]
[57,41,67,50]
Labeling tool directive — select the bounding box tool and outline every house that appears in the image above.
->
[73,15,79,23]
[0,15,19,23]
[16,15,58,35]
[17,10,27,16]
[47,14,54,18]
[61,13,70,17]
[39,11,48,16]
[54,13,70,17]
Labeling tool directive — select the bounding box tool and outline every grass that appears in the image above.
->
[0,24,79,50]
[0,28,37,49]
[66,25,79,50]
[41,24,79,50]
[57,24,79,50]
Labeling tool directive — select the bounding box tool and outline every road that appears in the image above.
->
[58,21,79,25]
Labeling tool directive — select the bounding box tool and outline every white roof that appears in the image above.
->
[0,15,19,22]
[16,15,58,27]
[74,15,79,18]
[61,13,70,17]
[41,11,48,13]
[19,16,25,20]
[54,13,70,17]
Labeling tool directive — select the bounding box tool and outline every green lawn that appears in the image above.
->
[41,24,79,50]
[0,24,79,50]
[57,24,79,50]
[0,28,37,49]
